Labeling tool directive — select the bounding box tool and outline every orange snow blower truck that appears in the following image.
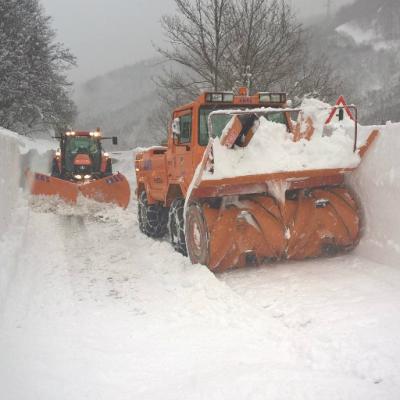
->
[28,129,130,208]
[135,90,378,271]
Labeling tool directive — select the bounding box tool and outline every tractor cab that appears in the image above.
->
[52,130,118,181]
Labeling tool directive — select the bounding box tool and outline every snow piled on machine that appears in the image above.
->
[207,98,363,180]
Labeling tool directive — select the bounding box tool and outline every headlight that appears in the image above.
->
[205,92,234,103]
[84,175,92,179]
[74,175,82,180]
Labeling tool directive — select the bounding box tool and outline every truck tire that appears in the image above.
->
[138,191,168,238]
[185,202,210,266]
[168,199,187,256]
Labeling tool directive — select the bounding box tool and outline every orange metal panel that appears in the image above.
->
[27,171,78,204]
[189,188,361,272]
[78,173,131,209]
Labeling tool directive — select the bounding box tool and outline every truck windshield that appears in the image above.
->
[198,108,288,146]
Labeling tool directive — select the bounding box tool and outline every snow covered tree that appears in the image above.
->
[0,0,76,135]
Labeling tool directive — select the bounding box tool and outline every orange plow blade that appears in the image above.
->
[79,173,131,209]
[27,171,79,204]
[186,187,360,272]
[27,171,130,209]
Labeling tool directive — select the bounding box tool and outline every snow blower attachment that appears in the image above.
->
[135,90,379,271]
[27,130,130,209]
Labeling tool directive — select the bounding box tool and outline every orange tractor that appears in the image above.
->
[28,129,130,208]
[135,90,378,271]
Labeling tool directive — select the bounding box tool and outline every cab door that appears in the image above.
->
[169,108,194,191]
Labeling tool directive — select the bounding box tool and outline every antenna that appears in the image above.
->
[242,65,252,91]
[326,0,332,18]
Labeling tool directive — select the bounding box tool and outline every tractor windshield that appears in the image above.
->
[64,136,101,172]
[199,108,288,146]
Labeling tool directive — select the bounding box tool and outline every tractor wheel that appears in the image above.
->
[185,202,210,266]
[51,159,61,178]
[168,198,187,256]
[105,158,112,176]
[138,191,168,238]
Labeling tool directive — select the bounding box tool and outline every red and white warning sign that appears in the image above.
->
[325,95,354,124]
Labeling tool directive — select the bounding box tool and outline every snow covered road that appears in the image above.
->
[2,194,399,399]
[1,129,400,399]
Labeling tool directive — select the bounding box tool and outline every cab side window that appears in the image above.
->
[179,113,192,144]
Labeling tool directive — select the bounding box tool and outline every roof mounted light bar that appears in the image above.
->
[259,92,287,104]
[205,92,234,103]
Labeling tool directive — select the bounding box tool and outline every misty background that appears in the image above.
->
[42,0,352,83]
[39,0,400,148]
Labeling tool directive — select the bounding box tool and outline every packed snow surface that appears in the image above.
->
[1,119,400,399]
[207,99,363,180]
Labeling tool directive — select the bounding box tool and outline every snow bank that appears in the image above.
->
[0,129,21,234]
[0,128,53,307]
[349,122,400,266]
[0,128,53,236]
[207,99,360,180]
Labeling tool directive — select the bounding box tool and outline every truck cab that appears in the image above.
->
[135,89,288,206]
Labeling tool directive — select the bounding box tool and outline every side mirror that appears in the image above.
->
[172,118,181,139]
[112,137,118,145]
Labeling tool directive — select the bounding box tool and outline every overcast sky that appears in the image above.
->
[41,0,352,84]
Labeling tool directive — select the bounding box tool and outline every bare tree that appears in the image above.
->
[155,0,340,130]
[225,0,303,91]
[157,0,234,92]
[158,0,309,93]
[282,47,342,104]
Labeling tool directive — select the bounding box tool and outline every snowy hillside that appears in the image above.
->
[74,58,165,148]
[1,119,400,399]
[309,0,400,125]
